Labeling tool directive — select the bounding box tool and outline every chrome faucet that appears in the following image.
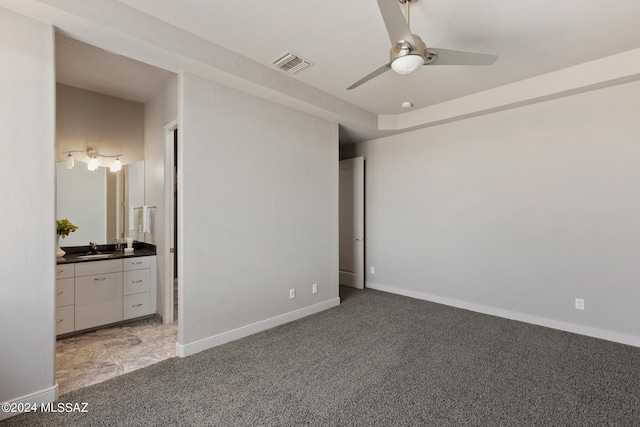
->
[114,237,123,252]
[89,241,100,254]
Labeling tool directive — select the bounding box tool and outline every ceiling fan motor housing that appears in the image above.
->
[390,34,436,67]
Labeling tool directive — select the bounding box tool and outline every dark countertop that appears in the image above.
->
[57,242,157,265]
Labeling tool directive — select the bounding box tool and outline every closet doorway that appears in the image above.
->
[339,156,365,289]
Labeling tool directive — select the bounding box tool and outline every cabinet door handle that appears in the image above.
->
[132,303,143,307]
[94,277,107,282]
[132,262,143,265]
[132,280,143,283]
[57,270,64,274]
[57,291,64,296]
[57,319,64,324]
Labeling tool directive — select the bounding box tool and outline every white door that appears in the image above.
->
[339,157,365,289]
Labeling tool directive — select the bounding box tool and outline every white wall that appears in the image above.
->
[144,75,178,321]
[0,9,56,415]
[355,80,640,345]
[178,72,339,354]
[56,83,144,164]
[126,160,146,241]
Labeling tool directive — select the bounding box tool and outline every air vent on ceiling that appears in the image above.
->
[271,51,314,74]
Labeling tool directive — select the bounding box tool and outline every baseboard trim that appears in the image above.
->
[176,297,341,357]
[0,384,58,421]
[365,282,640,348]
[339,270,357,287]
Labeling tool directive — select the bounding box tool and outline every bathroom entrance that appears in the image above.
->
[53,33,179,395]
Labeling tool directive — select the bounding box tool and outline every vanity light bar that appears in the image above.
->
[64,149,123,172]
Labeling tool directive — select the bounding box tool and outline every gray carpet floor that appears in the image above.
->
[4,287,640,426]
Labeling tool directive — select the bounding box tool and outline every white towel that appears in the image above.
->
[148,207,155,235]
[143,206,151,233]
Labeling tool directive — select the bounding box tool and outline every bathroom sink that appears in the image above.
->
[76,252,117,259]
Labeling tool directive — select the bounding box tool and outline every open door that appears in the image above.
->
[339,156,365,289]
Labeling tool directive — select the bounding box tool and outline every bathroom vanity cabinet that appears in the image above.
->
[55,264,76,335]
[55,255,157,336]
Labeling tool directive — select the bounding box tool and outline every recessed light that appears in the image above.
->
[401,102,413,108]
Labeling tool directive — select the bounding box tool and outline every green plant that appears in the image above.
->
[56,219,78,238]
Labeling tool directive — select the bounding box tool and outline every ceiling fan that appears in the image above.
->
[347,0,498,90]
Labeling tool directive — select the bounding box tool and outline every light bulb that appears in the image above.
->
[88,156,99,171]
[64,153,74,169]
[110,157,122,172]
[391,54,424,75]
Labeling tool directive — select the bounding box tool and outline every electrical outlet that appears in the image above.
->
[575,298,585,310]
[289,288,296,299]
[312,283,318,294]
[371,267,375,274]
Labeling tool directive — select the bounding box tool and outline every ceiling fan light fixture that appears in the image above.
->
[346,0,497,90]
[391,54,424,75]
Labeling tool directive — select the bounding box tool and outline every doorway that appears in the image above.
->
[53,32,179,396]
[339,156,365,289]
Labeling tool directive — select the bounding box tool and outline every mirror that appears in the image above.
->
[56,160,144,246]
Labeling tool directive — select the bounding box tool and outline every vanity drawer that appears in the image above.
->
[56,278,74,307]
[56,264,74,279]
[123,256,150,271]
[123,269,151,295]
[123,292,151,320]
[75,272,123,330]
[75,259,122,277]
[56,306,74,335]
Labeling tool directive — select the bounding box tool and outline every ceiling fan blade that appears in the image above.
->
[377,0,416,49]
[347,63,392,90]
[428,48,498,66]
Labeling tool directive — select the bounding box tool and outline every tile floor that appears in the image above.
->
[55,318,178,395]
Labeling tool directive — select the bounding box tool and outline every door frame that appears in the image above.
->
[164,120,178,323]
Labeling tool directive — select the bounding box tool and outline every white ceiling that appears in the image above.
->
[49,0,639,142]
[115,0,639,114]
[56,34,174,104]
